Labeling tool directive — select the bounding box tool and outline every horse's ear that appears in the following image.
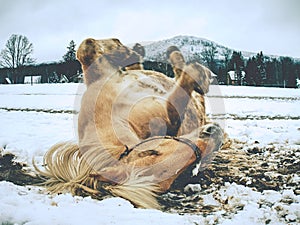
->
[111,38,123,46]
[77,38,103,68]
[166,46,185,80]
[132,43,145,58]
[105,45,142,68]
[166,46,180,59]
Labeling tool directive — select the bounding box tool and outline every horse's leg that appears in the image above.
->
[149,123,224,191]
[164,48,212,135]
[167,46,212,94]
[95,123,223,191]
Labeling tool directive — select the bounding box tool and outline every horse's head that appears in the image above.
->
[77,38,143,85]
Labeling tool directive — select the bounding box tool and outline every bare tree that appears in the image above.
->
[0,34,35,68]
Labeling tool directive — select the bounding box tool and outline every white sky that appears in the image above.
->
[0,0,299,63]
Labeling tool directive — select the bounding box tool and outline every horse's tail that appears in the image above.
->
[33,142,160,209]
[106,169,161,209]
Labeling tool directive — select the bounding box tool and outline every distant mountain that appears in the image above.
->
[143,35,231,62]
[132,35,294,63]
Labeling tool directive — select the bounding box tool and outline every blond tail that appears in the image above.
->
[33,142,100,195]
[106,170,161,209]
[34,142,161,209]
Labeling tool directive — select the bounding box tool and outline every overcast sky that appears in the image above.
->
[0,0,299,63]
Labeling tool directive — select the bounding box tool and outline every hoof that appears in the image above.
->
[198,123,224,167]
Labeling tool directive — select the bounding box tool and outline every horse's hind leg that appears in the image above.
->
[96,123,224,191]
[164,48,213,136]
[157,123,224,191]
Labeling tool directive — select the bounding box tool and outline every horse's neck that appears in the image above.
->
[83,57,121,86]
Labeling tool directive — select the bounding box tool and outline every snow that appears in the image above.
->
[0,83,299,225]
[142,35,288,63]
[0,182,192,225]
[0,83,84,111]
[205,85,300,146]
[143,35,233,62]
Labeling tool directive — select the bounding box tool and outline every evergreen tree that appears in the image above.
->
[228,51,244,85]
[280,57,296,88]
[217,49,232,85]
[200,42,218,73]
[221,48,232,70]
[245,52,266,86]
[295,62,300,85]
[245,57,256,85]
[255,51,266,86]
[63,40,76,62]
[265,58,281,86]
[216,66,228,85]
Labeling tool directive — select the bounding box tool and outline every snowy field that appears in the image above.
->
[0,83,299,225]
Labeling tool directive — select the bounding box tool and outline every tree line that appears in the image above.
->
[198,42,300,88]
[0,34,299,88]
[0,35,82,84]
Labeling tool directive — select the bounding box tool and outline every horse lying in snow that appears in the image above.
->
[35,38,224,209]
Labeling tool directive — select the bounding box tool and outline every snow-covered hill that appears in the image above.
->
[143,35,231,62]
[131,35,295,63]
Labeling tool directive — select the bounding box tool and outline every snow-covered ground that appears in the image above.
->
[0,83,299,225]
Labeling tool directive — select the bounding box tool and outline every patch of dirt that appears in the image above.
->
[0,149,42,185]
[160,140,300,214]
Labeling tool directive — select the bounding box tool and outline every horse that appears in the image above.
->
[35,38,224,209]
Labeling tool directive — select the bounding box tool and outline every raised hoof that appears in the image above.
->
[187,63,212,95]
[198,123,224,167]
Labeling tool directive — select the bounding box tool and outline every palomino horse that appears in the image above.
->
[35,38,224,209]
